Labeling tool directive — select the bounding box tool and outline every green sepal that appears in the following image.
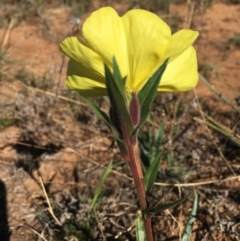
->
[148,192,192,216]
[109,107,129,159]
[182,192,198,241]
[112,57,126,94]
[136,211,146,241]
[104,57,133,136]
[137,59,168,129]
[144,151,162,193]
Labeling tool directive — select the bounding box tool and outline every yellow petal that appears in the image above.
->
[60,37,104,81]
[158,46,198,92]
[164,29,199,60]
[122,9,171,92]
[66,59,107,97]
[82,7,129,78]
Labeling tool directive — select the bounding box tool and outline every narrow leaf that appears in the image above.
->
[109,139,115,150]
[116,138,129,161]
[144,151,162,192]
[90,161,113,211]
[148,192,192,216]
[136,211,146,241]
[83,97,120,141]
[105,62,133,135]
[112,57,126,93]
[82,97,111,128]
[138,60,168,128]
[182,192,198,241]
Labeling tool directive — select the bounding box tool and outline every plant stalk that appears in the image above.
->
[127,141,154,241]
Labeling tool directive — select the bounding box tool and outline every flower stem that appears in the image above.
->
[127,141,154,241]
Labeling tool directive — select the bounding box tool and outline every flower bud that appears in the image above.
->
[129,92,140,127]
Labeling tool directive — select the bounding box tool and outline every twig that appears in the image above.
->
[72,150,240,187]
[18,223,48,241]
[194,116,240,146]
[94,208,106,241]
[54,54,65,103]
[1,15,18,50]
[39,176,62,226]
[193,88,236,176]
[199,74,240,113]
[154,175,240,187]
[185,0,195,29]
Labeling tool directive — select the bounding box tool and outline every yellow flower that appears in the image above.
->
[60,7,199,97]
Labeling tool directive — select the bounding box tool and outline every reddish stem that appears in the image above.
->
[117,97,154,240]
[127,141,154,241]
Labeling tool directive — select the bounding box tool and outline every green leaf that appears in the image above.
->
[90,161,113,211]
[136,211,146,241]
[138,121,165,171]
[148,192,192,216]
[109,139,115,150]
[115,138,129,160]
[82,97,111,128]
[112,57,126,94]
[182,192,198,241]
[104,59,133,136]
[144,151,162,193]
[137,60,168,128]
[82,97,120,141]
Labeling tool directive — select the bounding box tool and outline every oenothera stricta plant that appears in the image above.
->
[60,7,199,241]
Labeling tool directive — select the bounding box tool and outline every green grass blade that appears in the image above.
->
[90,161,113,211]
[154,123,165,145]
[136,211,146,241]
[182,192,198,241]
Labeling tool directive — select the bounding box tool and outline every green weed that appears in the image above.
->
[228,34,240,47]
